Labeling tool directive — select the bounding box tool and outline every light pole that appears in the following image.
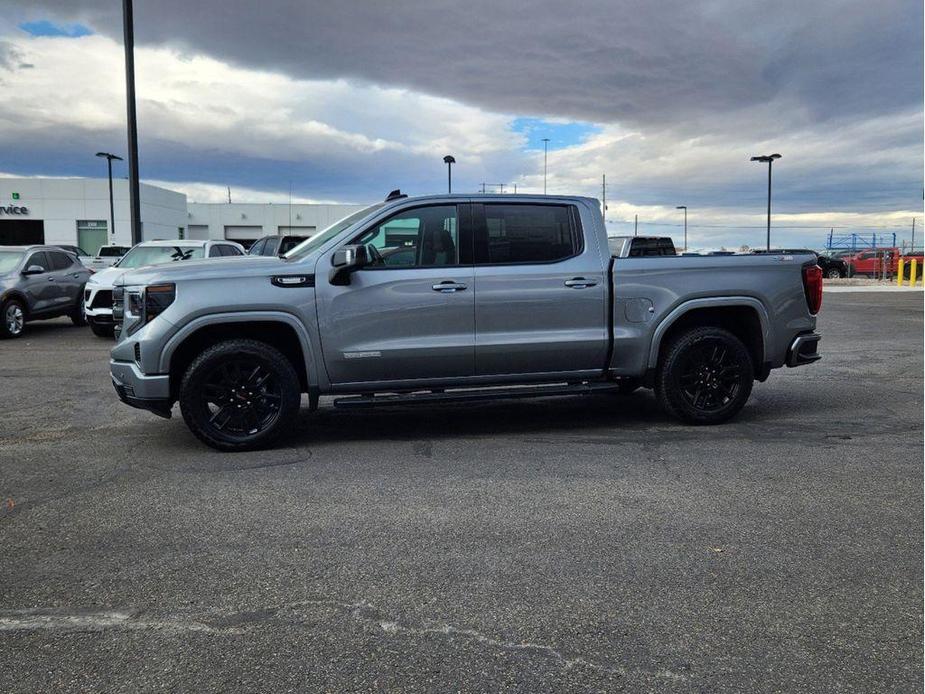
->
[443,155,455,194]
[541,138,550,194]
[96,152,123,242]
[122,0,142,245]
[750,153,781,250]
[676,205,687,252]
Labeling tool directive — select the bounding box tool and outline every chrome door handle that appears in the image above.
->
[47,276,55,282]
[564,277,597,288]
[432,281,468,293]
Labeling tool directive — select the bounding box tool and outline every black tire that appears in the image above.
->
[655,326,754,425]
[70,295,87,326]
[0,298,26,339]
[179,339,301,452]
[88,320,115,338]
[825,267,841,280]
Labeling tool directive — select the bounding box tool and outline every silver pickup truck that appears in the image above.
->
[109,193,822,451]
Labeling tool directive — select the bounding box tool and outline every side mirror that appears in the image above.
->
[22,265,45,275]
[329,244,369,286]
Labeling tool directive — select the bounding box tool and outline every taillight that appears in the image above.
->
[802,264,823,315]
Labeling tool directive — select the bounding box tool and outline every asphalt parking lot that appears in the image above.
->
[0,291,921,692]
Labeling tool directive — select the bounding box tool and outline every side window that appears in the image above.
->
[480,204,578,264]
[49,251,72,270]
[278,237,305,254]
[25,252,49,272]
[261,238,280,256]
[248,239,266,255]
[225,245,242,256]
[23,251,51,272]
[208,245,223,258]
[351,206,458,268]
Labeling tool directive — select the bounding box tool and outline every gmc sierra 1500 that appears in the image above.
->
[109,193,822,451]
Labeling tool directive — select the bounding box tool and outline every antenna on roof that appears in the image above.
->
[385,189,407,202]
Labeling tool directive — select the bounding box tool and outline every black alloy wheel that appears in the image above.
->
[676,339,743,412]
[656,326,754,425]
[202,360,282,436]
[179,339,301,451]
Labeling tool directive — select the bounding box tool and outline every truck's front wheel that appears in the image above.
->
[655,326,753,425]
[179,339,301,451]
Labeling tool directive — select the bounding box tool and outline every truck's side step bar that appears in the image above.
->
[332,381,622,409]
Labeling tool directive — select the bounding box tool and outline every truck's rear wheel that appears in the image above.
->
[179,339,301,451]
[655,326,753,425]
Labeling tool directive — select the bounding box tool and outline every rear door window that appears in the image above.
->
[49,251,73,270]
[477,204,579,264]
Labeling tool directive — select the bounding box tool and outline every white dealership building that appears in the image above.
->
[0,177,366,254]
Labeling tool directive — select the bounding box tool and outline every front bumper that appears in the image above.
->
[786,332,821,367]
[110,359,173,418]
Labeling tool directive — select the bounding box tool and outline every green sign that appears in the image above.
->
[11,193,19,200]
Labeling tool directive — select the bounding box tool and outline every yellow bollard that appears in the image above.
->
[897,258,904,286]
[911,259,918,286]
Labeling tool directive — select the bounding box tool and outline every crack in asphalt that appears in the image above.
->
[0,609,242,635]
[0,598,691,683]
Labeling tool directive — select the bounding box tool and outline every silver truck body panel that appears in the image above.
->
[110,194,818,407]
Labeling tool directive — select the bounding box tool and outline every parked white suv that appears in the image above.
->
[85,239,245,337]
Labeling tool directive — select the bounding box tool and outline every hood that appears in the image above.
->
[85,264,128,289]
[115,255,293,287]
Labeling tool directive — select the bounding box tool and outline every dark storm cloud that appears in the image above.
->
[12,0,922,131]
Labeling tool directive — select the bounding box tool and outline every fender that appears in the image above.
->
[646,296,772,369]
[157,310,319,388]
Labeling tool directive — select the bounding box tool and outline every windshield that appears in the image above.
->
[0,251,24,275]
[116,245,204,269]
[285,203,386,258]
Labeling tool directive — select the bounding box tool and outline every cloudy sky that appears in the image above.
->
[0,0,921,249]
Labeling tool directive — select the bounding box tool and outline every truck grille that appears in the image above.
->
[90,289,112,309]
[112,287,124,339]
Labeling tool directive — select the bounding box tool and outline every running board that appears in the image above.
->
[333,382,621,409]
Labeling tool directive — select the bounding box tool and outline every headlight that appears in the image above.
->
[143,283,176,321]
[125,283,175,335]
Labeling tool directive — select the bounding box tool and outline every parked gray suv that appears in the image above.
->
[0,245,91,338]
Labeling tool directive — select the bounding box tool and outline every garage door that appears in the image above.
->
[0,219,45,246]
[223,225,263,244]
[187,224,210,240]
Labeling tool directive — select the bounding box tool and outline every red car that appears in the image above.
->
[843,248,892,277]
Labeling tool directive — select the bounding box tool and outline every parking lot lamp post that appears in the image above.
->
[96,152,123,242]
[676,205,688,252]
[443,155,455,194]
[750,153,781,250]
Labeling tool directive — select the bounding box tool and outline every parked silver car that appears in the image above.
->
[0,245,91,338]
